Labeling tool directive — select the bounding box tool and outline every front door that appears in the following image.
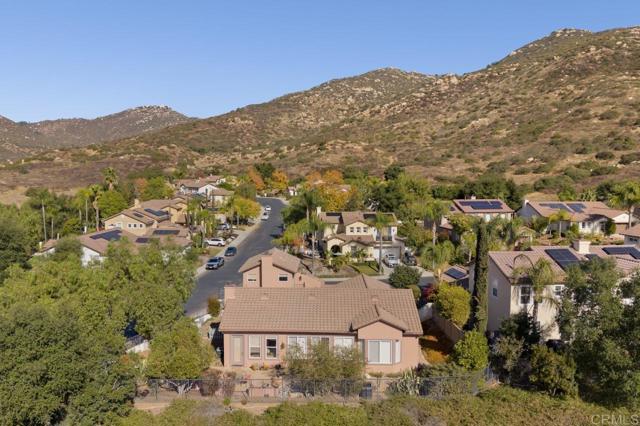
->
[231,335,244,366]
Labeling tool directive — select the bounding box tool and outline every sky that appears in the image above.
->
[0,0,638,122]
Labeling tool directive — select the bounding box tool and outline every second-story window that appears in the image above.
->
[520,286,532,305]
[278,274,289,282]
[356,227,361,233]
[363,226,368,233]
[349,227,354,233]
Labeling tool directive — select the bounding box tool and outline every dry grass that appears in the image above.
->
[419,320,454,364]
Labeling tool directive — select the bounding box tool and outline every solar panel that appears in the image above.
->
[585,253,599,260]
[602,246,640,260]
[458,200,504,210]
[135,237,150,243]
[133,212,145,218]
[540,203,570,211]
[90,229,122,241]
[445,268,467,280]
[566,203,586,213]
[545,248,581,270]
[144,208,169,217]
[153,229,179,236]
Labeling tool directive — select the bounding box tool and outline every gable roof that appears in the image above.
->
[335,274,391,290]
[238,248,301,274]
[175,176,223,189]
[524,201,625,222]
[220,279,422,335]
[620,224,640,238]
[318,210,398,226]
[451,199,513,214]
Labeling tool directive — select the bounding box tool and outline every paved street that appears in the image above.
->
[184,197,285,316]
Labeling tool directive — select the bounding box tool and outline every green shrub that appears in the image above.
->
[207,297,221,317]
[529,345,577,397]
[389,265,421,288]
[452,331,489,371]
[434,283,470,327]
[595,151,614,160]
[619,152,640,165]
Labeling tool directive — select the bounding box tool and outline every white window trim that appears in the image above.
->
[491,287,498,298]
[278,274,289,282]
[287,336,307,354]
[519,285,532,305]
[247,274,257,283]
[310,336,331,347]
[394,340,401,364]
[333,336,354,349]
[248,335,262,359]
[367,340,392,365]
[265,336,278,359]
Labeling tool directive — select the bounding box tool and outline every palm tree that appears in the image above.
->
[102,167,118,191]
[424,200,450,246]
[301,189,321,222]
[512,256,555,327]
[530,216,550,238]
[421,241,454,282]
[548,209,572,237]
[305,213,327,274]
[368,212,393,273]
[498,216,525,249]
[88,184,103,231]
[610,181,640,228]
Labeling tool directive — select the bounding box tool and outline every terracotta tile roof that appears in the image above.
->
[525,201,625,222]
[489,246,586,281]
[588,245,640,276]
[620,224,640,238]
[334,274,391,290]
[327,233,376,246]
[318,211,398,226]
[139,198,186,211]
[452,199,513,214]
[175,176,223,189]
[210,187,233,196]
[238,248,301,274]
[351,304,409,331]
[220,281,422,335]
[442,265,469,283]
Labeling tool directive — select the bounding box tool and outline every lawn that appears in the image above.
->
[351,262,380,276]
[419,320,454,364]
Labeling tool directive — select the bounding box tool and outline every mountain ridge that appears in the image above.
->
[1,26,639,192]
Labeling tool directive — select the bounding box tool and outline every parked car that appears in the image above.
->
[261,212,270,221]
[205,256,225,270]
[384,253,400,267]
[216,223,231,231]
[403,252,417,266]
[224,246,237,256]
[264,205,272,212]
[206,237,226,247]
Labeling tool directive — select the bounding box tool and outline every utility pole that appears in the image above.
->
[41,203,47,241]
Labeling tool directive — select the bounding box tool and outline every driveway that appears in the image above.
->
[184,197,285,316]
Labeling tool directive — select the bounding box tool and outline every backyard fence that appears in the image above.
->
[432,308,465,344]
[141,371,488,404]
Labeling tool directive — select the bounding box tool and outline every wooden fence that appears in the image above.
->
[432,309,465,344]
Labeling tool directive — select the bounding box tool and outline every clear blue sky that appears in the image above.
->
[1,0,638,122]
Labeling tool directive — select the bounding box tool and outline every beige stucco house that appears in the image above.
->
[487,240,640,340]
[317,208,402,260]
[103,197,191,235]
[237,248,323,288]
[175,176,232,206]
[451,198,514,221]
[220,274,423,373]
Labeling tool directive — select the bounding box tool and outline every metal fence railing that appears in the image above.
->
[141,372,488,404]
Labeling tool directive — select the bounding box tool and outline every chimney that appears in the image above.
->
[572,239,591,255]
[133,198,141,208]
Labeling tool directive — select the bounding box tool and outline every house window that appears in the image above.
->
[580,222,586,229]
[520,286,532,305]
[310,336,330,347]
[492,287,498,298]
[247,274,257,283]
[278,274,289,282]
[363,226,368,233]
[287,336,307,354]
[249,335,262,359]
[368,340,392,364]
[554,285,563,298]
[349,227,354,233]
[356,227,361,233]
[394,340,401,363]
[265,337,278,359]
[334,337,354,349]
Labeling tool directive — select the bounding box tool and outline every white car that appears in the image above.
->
[261,212,270,221]
[264,205,272,212]
[384,254,400,267]
[206,237,226,247]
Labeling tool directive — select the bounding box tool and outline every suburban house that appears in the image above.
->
[441,265,471,291]
[317,208,402,260]
[620,224,640,246]
[518,200,633,237]
[237,248,323,288]
[175,176,232,205]
[450,198,514,221]
[487,240,640,339]
[104,206,172,236]
[219,274,424,373]
[39,227,191,266]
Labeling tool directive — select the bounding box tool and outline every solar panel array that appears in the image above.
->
[90,229,122,241]
[602,246,640,259]
[153,229,180,236]
[545,248,581,270]
[566,203,586,213]
[458,200,504,210]
[144,208,169,217]
[540,202,570,211]
[135,237,150,244]
[445,268,467,280]
[133,212,145,219]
